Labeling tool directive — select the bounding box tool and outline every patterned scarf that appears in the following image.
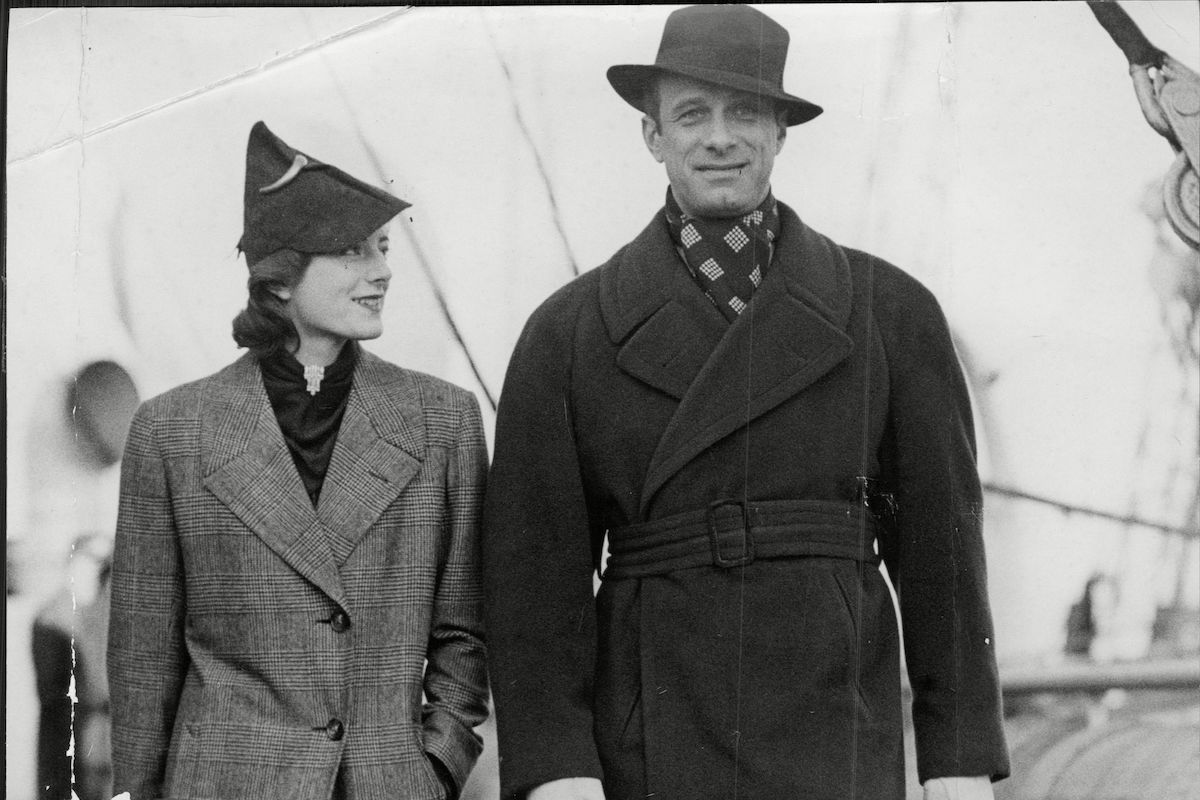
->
[664,188,781,322]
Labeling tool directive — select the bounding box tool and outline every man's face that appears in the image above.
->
[643,74,786,218]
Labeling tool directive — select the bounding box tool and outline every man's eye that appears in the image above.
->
[677,108,704,122]
[342,245,363,257]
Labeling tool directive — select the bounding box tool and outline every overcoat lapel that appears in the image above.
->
[201,353,347,608]
[602,204,856,515]
[317,351,424,565]
[600,214,729,401]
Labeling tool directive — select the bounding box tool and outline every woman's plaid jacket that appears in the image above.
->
[108,348,489,800]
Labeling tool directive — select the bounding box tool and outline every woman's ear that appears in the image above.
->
[267,283,292,302]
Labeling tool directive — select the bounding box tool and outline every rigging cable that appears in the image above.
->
[306,10,499,410]
[982,483,1198,538]
[481,9,581,277]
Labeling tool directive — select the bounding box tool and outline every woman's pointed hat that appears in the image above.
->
[238,121,410,267]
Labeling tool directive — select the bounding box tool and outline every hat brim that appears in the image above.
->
[607,64,822,127]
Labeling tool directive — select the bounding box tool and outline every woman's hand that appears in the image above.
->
[527,777,606,800]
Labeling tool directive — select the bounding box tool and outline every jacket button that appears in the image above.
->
[325,718,345,741]
[330,611,351,633]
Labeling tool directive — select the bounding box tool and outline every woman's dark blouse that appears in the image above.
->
[258,342,357,506]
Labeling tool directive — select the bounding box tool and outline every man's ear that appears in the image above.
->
[642,116,665,163]
[775,114,788,155]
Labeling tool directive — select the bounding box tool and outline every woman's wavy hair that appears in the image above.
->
[231,248,311,357]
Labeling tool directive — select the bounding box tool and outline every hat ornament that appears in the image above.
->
[259,154,310,194]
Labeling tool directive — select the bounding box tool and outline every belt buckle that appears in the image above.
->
[707,499,755,568]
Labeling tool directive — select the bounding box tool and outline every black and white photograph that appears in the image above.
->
[5,4,1199,800]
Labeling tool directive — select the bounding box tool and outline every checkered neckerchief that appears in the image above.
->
[664,188,780,322]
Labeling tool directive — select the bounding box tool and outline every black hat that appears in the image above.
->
[238,121,410,267]
[607,5,822,127]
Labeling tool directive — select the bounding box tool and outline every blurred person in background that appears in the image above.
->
[33,532,113,800]
[483,6,1008,800]
[108,121,488,800]
[1065,573,1119,661]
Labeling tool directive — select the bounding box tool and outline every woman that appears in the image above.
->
[108,121,488,800]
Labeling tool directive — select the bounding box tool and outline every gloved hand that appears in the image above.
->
[923,775,995,800]
[527,777,606,800]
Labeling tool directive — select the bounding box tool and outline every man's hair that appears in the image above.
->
[642,81,664,130]
[231,248,311,356]
[641,76,788,134]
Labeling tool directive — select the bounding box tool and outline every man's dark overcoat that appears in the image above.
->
[483,203,1010,800]
[109,350,489,800]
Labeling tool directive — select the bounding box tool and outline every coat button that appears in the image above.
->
[325,718,345,741]
[330,611,351,633]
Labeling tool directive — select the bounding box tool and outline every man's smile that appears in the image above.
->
[695,162,749,174]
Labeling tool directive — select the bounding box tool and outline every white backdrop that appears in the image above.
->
[7,4,1199,798]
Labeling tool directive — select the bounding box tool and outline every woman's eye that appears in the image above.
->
[342,245,363,257]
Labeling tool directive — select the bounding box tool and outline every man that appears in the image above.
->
[482,6,1009,800]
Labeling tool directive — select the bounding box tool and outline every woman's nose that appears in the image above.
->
[365,250,392,284]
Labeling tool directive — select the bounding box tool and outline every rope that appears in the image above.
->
[983,482,1198,538]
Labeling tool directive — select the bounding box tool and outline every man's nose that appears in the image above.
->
[704,114,737,150]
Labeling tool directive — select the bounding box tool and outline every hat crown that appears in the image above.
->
[655,5,789,90]
[244,121,322,203]
[238,122,410,267]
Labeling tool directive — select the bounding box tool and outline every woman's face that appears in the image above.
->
[278,225,392,360]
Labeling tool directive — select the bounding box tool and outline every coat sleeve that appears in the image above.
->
[108,402,189,800]
[876,277,1010,784]
[422,392,491,793]
[33,614,75,800]
[482,297,605,800]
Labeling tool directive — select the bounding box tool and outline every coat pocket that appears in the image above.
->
[415,753,449,800]
[162,715,202,794]
[829,559,863,642]
[829,559,888,714]
[618,685,643,747]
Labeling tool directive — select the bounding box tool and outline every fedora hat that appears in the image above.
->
[607,5,822,127]
[238,121,410,267]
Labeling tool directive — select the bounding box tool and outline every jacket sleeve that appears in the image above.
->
[482,298,605,800]
[108,403,189,800]
[877,279,1010,784]
[422,393,491,794]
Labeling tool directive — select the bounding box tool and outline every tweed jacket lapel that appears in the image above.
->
[317,349,424,565]
[201,352,347,607]
[603,203,856,515]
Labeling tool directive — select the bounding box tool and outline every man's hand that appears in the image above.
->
[923,776,994,800]
[527,777,606,800]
